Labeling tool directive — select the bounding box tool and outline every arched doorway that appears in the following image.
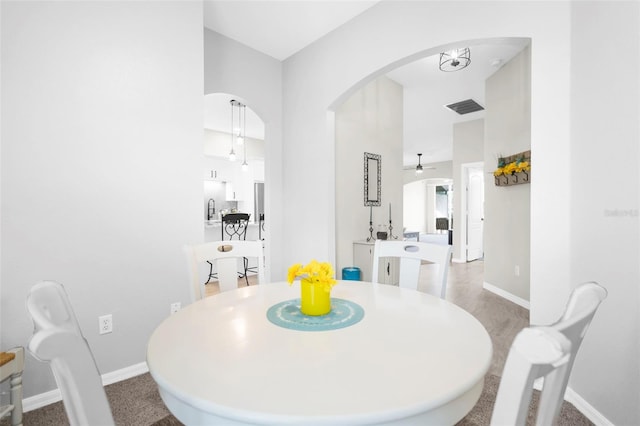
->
[331,38,530,305]
[203,93,266,242]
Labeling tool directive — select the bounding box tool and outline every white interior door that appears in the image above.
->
[466,167,484,261]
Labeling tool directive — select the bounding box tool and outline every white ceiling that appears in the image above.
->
[203,1,379,61]
[202,1,528,167]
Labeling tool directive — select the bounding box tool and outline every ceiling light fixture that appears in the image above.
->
[439,47,471,72]
[415,153,424,174]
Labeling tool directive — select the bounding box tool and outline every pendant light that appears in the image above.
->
[415,153,424,174]
[236,101,244,145]
[241,104,249,172]
[229,100,238,161]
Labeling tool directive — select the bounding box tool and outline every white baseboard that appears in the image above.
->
[564,387,614,426]
[23,361,149,412]
[483,281,530,310]
[533,379,613,426]
[451,257,466,263]
[101,361,149,386]
[22,388,62,413]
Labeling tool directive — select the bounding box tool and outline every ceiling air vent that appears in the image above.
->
[445,99,484,115]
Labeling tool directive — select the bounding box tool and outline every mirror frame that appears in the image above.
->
[364,152,381,206]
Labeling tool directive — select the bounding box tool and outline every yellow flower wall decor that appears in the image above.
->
[494,151,531,186]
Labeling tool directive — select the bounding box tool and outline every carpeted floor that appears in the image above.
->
[8,372,591,426]
[457,374,592,426]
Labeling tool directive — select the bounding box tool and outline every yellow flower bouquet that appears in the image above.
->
[287,260,337,316]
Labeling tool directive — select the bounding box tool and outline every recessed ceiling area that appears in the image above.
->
[385,40,529,166]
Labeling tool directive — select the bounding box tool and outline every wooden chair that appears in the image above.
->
[185,239,265,301]
[27,281,115,426]
[372,240,452,298]
[0,347,24,426]
[491,281,607,425]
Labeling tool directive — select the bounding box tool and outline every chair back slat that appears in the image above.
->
[221,213,250,241]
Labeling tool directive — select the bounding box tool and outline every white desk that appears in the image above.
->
[147,281,492,425]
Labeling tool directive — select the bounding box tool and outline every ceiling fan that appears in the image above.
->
[403,153,435,174]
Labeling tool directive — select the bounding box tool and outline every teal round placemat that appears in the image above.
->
[266,298,364,331]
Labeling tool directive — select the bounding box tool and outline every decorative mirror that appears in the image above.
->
[364,152,381,206]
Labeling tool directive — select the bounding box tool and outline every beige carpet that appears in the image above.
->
[7,372,591,426]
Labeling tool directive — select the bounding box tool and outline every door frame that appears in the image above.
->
[460,161,484,262]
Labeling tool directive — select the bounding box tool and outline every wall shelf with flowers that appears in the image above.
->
[493,150,531,186]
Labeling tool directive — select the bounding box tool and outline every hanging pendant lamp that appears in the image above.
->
[228,100,239,161]
[415,153,424,174]
[241,104,249,172]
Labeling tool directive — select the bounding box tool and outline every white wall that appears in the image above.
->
[484,47,531,302]
[283,2,572,324]
[569,2,639,424]
[335,76,403,272]
[403,180,428,234]
[452,119,484,262]
[281,1,637,423]
[1,0,203,397]
[403,165,454,236]
[204,29,283,280]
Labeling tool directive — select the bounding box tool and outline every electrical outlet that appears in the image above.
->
[514,265,520,277]
[170,302,181,314]
[99,314,112,334]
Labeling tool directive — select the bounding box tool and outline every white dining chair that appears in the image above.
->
[0,347,24,426]
[184,239,265,301]
[27,281,115,426]
[491,326,572,425]
[535,281,607,424]
[372,240,452,298]
[491,281,607,425]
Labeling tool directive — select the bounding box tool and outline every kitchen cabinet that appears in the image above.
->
[228,167,246,201]
[203,157,232,182]
[203,167,228,182]
[225,182,237,201]
[353,241,399,285]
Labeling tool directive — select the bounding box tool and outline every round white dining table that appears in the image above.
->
[147,281,492,425]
